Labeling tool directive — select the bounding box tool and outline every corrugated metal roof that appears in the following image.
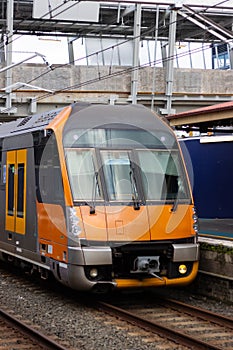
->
[167,101,233,120]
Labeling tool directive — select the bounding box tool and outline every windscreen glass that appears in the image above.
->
[137,150,190,201]
[63,128,175,149]
[101,150,134,201]
[63,129,191,203]
[65,148,102,201]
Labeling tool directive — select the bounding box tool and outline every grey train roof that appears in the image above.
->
[65,103,173,134]
[0,103,172,138]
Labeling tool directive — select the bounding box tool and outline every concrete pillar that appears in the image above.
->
[228,43,233,69]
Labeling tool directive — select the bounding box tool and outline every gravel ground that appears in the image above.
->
[0,267,232,350]
[0,268,188,350]
[151,286,233,318]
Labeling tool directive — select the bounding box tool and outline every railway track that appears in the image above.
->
[1,265,233,349]
[97,297,233,350]
[0,307,67,350]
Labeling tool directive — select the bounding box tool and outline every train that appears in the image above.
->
[0,102,199,292]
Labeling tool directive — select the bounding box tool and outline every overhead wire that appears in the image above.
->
[17,0,233,72]
[5,0,231,51]
[3,0,232,48]
[2,0,81,48]
[33,42,212,103]
[0,0,232,114]
[21,0,233,82]
[0,23,227,111]
[0,41,214,111]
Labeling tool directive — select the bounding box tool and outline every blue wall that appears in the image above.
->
[179,138,233,218]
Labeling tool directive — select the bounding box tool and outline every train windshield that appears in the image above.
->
[137,150,189,201]
[65,148,103,201]
[100,150,138,201]
[64,128,191,204]
[63,128,176,149]
[65,148,190,204]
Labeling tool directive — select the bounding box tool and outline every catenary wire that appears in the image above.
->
[0,0,232,114]
[0,42,212,112]
[0,7,228,112]
[2,0,81,48]
[4,0,231,52]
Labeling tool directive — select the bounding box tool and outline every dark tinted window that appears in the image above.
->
[8,164,14,216]
[34,132,64,205]
[17,163,24,218]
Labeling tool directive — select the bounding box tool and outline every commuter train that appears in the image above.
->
[0,103,199,292]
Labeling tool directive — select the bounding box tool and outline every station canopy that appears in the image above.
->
[0,0,232,43]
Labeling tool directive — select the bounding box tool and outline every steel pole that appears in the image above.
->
[5,0,14,112]
[131,3,141,105]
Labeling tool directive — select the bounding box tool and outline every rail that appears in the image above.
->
[97,297,233,350]
[0,308,67,350]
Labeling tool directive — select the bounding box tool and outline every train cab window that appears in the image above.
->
[100,150,134,201]
[137,150,190,201]
[65,148,103,201]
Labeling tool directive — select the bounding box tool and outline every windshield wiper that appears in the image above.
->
[90,171,100,214]
[171,196,179,212]
[129,163,140,211]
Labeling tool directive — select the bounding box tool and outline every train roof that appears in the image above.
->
[0,107,63,138]
[0,103,172,138]
[65,103,172,133]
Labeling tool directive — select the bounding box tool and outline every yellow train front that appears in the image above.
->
[0,103,199,292]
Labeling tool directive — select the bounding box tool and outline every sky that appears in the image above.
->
[10,0,219,68]
[12,34,213,69]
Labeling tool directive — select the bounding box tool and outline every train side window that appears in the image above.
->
[17,163,25,218]
[0,147,2,182]
[7,164,15,216]
[34,133,64,205]
[2,165,6,184]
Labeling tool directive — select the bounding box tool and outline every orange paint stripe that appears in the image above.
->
[47,106,73,206]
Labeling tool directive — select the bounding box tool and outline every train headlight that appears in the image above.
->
[179,264,187,274]
[90,268,98,278]
[192,207,199,234]
[67,207,82,238]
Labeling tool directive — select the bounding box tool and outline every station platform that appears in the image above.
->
[199,218,233,240]
[195,219,233,302]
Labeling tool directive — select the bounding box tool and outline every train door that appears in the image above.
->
[5,149,27,235]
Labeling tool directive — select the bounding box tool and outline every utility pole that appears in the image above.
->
[0,33,5,63]
[5,0,14,113]
[151,5,159,111]
[131,3,141,105]
[161,8,177,115]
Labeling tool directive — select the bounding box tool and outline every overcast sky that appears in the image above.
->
[12,34,212,69]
